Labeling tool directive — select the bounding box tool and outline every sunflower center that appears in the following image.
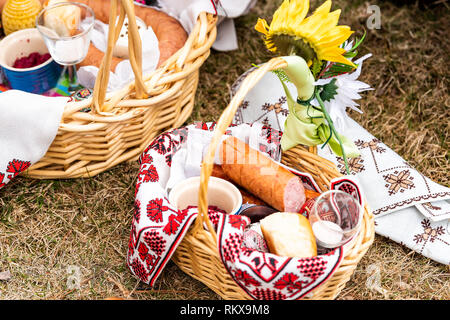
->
[269,34,317,62]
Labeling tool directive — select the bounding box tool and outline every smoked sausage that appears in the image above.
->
[219,137,306,213]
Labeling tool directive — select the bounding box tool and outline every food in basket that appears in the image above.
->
[113,16,148,59]
[212,164,268,206]
[239,205,278,223]
[304,188,321,200]
[12,51,51,68]
[43,0,80,37]
[168,176,242,215]
[260,212,317,258]
[220,136,306,213]
[62,0,188,70]
[242,222,269,253]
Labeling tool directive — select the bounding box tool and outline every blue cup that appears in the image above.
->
[0,28,63,94]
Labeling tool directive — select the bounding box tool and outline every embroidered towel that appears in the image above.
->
[128,122,349,299]
[0,90,67,189]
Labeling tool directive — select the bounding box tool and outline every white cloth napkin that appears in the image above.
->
[165,121,273,193]
[0,90,67,188]
[230,70,450,265]
[157,0,257,51]
[77,19,160,91]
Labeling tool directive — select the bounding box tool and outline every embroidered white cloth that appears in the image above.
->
[230,69,450,265]
[157,0,257,51]
[0,90,67,188]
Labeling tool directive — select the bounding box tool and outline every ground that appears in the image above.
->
[0,0,449,300]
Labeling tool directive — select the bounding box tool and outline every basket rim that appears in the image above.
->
[14,12,217,121]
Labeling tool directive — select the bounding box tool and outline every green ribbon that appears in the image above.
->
[278,56,360,160]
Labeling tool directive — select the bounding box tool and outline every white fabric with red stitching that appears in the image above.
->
[127,122,360,299]
[0,90,66,189]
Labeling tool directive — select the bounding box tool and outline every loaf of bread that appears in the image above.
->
[260,212,317,258]
[43,0,81,37]
[54,0,188,70]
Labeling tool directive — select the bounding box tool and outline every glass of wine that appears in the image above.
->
[36,2,95,92]
[309,190,363,249]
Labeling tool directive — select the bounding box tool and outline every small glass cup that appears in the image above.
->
[309,190,363,249]
[36,2,95,92]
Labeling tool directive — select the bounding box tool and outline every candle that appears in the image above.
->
[312,220,344,248]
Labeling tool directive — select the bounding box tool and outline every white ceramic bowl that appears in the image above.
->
[0,28,62,93]
[168,176,243,215]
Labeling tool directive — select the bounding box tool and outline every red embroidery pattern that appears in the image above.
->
[274,273,304,292]
[251,288,286,300]
[6,159,31,179]
[146,198,167,223]
[130,258,149,283]
[223,233,242,262]
[297,258,327,281]
[0,159,32,189]
[141,164,159,183]
[163,209,188,236]
[234,269,261,287]
[228,214,247,230]
[217,212,343,300]
[144,230,166,256]
[133,200,141,224]
[0,173,6,188]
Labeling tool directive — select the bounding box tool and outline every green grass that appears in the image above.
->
[0,0,449,300]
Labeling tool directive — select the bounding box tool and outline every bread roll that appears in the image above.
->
[260,212,317,258]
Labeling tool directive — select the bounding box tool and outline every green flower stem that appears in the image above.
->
[315,90,350,175]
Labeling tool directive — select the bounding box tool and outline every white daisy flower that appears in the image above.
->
[311,46,373,131]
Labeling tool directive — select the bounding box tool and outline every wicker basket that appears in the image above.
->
[171,57,375,300]
[26,1,217,179]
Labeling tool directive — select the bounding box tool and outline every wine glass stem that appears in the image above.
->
[67,64,80,92]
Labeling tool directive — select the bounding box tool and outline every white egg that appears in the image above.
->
[113,16,148,59]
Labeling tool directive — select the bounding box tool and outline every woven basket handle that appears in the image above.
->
[92,0,148,113]
[191,57,289,241]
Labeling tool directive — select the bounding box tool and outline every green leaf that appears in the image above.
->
[319,78,338,102]
[311,59,323,79]
[343,50,358,58]
[323,62,357,78]
[350,30,366,52]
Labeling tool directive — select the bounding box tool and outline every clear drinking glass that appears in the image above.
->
[36,2,95,92]
[309,190,363,249]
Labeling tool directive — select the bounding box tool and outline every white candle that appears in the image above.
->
[312,220,344,248]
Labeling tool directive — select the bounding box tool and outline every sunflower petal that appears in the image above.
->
[322,52,356,67]
[255,18,270,36]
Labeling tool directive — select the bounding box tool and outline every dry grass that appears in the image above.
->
[0,0,449,300]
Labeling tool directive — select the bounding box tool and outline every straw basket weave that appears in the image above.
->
[171,57,375,300]
[26,0,217,179]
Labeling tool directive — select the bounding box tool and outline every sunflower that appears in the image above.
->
[255,0,356,68]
